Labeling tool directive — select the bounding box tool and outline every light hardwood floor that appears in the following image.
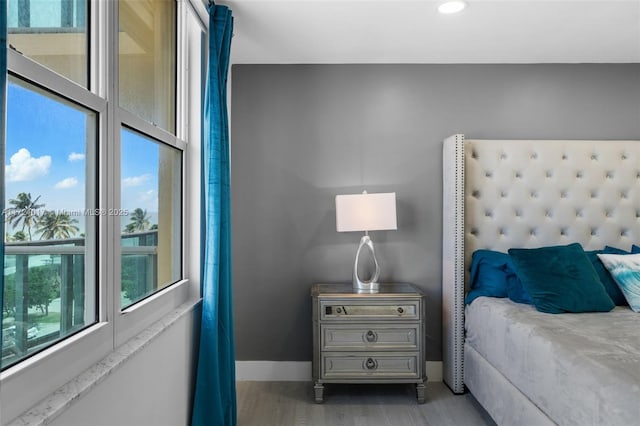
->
[236,381,495,426]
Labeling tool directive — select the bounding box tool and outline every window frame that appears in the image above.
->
[2,68,100,370]
[114,109,189,346]
[111,0,190,346]
[0,1,206,421]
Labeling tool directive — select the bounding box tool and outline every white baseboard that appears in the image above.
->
[235,361,443,382]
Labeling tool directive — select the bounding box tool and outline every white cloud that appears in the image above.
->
[139,189,155,201]
[6,148,51,182]
[54,177,79,189]
[123,173,152,187]
[68,152,85,162]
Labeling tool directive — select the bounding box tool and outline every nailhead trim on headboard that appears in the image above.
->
[442,134,465,394]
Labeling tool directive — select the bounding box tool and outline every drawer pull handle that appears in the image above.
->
[336,307,342,314]
[365,330,377,342]
[365,358,377,370]
[397,307,404,314]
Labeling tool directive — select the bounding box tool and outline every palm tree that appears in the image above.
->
[127,208,150,232]
[36,211,80,240]
[12,231,28,241]
[6,192,45,240]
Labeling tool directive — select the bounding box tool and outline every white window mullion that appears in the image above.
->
[184,1,206,299]
[176,0,187,141]
[91,0,106,98]
[186,0,209,30]
[106,0,120,344]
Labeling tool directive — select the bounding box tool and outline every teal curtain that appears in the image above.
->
[191,4,235,426]
[0,0,7,351]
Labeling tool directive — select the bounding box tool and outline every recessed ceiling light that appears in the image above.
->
[438,1,467,15]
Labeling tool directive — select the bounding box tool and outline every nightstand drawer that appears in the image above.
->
[321,353,419,379]
[321,324,418,351]
[320,300,420,321]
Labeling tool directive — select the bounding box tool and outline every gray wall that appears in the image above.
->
[231,64,640,361]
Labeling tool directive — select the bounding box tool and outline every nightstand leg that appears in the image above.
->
[416,382,426,404]
[314,382,324,403]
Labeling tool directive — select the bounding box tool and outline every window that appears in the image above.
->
[7,0,88,87]
[120,127,182,309]
[2,76,97,369]
[119,0,176,133]
[1,1,205,421]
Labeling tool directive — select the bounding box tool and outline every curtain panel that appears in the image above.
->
[191,4,235,426]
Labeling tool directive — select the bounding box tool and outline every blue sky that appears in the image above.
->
[5,80,160,235]
[121,128,160,214]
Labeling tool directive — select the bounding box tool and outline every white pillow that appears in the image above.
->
[597,253,640,312]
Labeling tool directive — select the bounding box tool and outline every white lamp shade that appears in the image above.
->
[335,192,397,232]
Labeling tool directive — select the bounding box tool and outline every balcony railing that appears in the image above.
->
[8,0,86,31]
[2,231,157,369]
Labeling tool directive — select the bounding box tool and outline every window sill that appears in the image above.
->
[7,298,202,426]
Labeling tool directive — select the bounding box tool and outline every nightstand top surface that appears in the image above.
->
[311,283,422,297]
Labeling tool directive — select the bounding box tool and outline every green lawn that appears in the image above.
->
[31,312,60,324]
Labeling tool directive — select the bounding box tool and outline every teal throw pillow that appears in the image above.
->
[465,250,533,305]
[605,246,629,253]
[508,243,614,314]
[465,250,509,304]
[597,253,640,312]
[632,245,640,254]
[505,260,533,305]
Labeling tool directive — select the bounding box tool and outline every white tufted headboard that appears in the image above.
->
[442,135,640,394]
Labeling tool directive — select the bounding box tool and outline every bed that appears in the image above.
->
[442,135,640,425]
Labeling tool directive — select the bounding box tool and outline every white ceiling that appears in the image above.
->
[216,0,640,64]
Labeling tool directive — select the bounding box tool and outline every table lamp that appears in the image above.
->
[335,191,397,292]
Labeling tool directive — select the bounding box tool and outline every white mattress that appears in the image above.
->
[465,297,640,426]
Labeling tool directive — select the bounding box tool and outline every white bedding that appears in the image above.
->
[465,297,640,426]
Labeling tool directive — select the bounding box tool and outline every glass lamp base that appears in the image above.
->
[352,234,381,293]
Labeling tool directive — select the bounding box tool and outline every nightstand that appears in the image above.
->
[311,283,426,403]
